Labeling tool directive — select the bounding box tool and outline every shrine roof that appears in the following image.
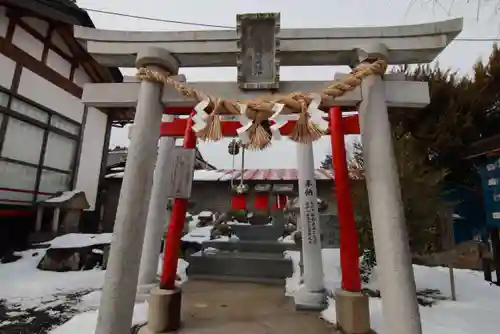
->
[192,169,334,181]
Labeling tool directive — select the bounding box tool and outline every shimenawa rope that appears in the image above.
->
[135,59,387,150]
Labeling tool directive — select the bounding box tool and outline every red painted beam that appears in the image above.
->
[160,114,360,137]
[163,105,357,115]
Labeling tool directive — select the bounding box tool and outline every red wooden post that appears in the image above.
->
[160,113,197,290]
[329,106,362,292]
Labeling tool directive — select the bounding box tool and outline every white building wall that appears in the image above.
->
[46,50,72,78]
[12,26,44,61]
[73,65,92,88]
[17,68,85,122]
[75,107,108,210]
[0,8,112,210]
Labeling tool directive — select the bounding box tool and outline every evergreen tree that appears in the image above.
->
[391,44,500,187]
[349,44,500,254]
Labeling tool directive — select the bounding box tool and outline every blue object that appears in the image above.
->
[442,185,486,244]
[479,156,500,229]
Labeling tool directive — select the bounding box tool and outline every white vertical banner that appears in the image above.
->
[296,142,324,292]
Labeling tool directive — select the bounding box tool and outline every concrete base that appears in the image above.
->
[136,283,158,302]
[293,285,326,311]
[335,288,371,334]
[140,287,182,333]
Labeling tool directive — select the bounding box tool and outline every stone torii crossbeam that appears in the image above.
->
[76,14,462,334]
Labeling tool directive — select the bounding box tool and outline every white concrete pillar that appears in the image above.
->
[51,207,60,233]
[294,142,325,310]
[94,47,179,334]
[357,45,422,334]
[35,206,43,232]
[138,134,175,289]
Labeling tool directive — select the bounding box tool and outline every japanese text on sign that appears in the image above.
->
[304,179,313,196]
[302,178,319,245]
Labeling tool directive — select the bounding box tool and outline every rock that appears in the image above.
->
[37,244,108,272]
[210,224,233,239]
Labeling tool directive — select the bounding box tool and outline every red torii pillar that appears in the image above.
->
[329,106,362,292]
[160,113,196,290]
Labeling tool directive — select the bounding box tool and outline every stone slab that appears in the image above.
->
[74,18,462,67]
[201,240,299,253]
[236,12,280,90]
[187,251,294,279]
[176,280,335,333]
[293,285,327,311]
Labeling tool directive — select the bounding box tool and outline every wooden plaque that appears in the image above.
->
[255,184,272,192]
[236,12,280,90]
[166,148,195,199]
[272,184,294,193]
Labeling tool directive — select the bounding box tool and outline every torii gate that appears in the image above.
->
[77,14,462,334]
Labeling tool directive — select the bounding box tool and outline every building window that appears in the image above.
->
[0,89,81,205]
[0,91,9,108]
[11,98,49,123]
[0,160,38,204]
[51,115,79,136]
[37,169,71,201]
[43,132,77,171]
[2,117,44,164]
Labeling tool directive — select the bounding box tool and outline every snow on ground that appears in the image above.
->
[0,233,190,333]
[0,252,105,310]
[285,249,500,334]
[48,254,189,333]
[49,302,149,334]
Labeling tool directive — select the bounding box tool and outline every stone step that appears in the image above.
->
[186,251,293,282]
[202,240,299,253]
[230,224,284,241]
[186,274,286,286]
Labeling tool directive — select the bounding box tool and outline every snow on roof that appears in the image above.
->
[106,171,124,179]
[44,190,82,203]
[106,169,336,181]
[193,169,334,181]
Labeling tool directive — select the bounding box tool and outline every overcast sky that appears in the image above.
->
[78,0,500,169]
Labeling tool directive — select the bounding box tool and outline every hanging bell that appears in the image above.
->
[228,140,240,155]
